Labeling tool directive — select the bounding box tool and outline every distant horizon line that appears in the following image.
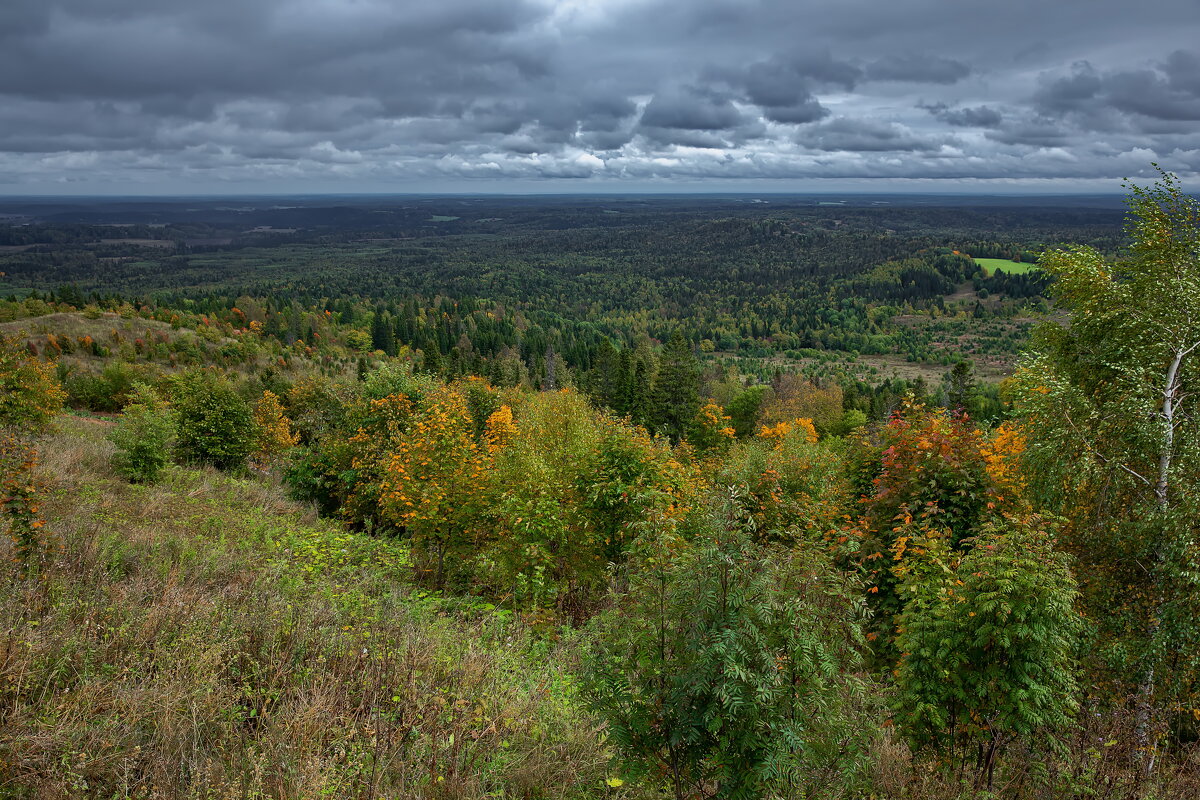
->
[0,190,1135,200]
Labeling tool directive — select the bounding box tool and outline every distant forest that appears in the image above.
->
[0,196,1121,396]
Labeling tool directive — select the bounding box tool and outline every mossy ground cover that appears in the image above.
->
[0,417,626,800]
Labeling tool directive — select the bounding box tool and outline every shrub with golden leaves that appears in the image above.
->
[378,385,486,589]
[252,390,299,464]
[689,401,736,455]
[757,417,817,445]
[0,334,66,433]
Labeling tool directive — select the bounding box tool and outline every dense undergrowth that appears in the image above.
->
[4,419,1198,799]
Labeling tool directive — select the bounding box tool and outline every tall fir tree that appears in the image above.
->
[650,330,701,441]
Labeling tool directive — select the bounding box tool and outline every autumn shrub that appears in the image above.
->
[62,361,144,412]
[63,372,112,411]
[862,401,995,543]
[170,370,256,470]
[0,334,66,430]
[283,374,353,445]
[853,400,1028,653]
[758,374,845,435]
[473,390,601,607]
[109,383,175,483]
[251,390,298,465]
[377,383,487,589]
[0,335,65,572]
[716,416,851,540]
[0,435,48,572]
[688,401,736,455]
[283,367,448,526]
[584,518,873,800]
[478,390,701,617]
[338,390,420,527]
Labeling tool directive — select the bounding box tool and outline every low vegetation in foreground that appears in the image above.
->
[2,418,612,799]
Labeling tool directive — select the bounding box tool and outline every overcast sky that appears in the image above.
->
[2,0,1199,194]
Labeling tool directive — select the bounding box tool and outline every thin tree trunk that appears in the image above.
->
[1135,346,1187,775]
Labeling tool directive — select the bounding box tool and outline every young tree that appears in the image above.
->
[0,335,65,572]
[584,520,869,800]
[945,360,977,413]
[377,384,486,589]
[251,390,298,465]
[171,370,257,471]
[1013,167,1200,758]
[650,330,701,441]
[892,511,1080,788]
[110,383,176,483]
[852,400,1029,658]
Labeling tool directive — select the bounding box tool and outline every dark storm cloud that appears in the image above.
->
[0,0,1198,190]
[985,119,1075,149]
[921,103,1003,128]
[705,51,859,125]
[865,54,970,84]
[796,117,947,153]
[640,88,745,131]
[1035,53,1200,123]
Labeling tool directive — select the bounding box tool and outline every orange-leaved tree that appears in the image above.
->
[378,383,491,589]
[851,399,1030,653]
[251,390,298,466]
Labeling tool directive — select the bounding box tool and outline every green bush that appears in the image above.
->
[892,511,1080,787]
[583,519,872,799]
[171,370,256,470]
[109,383,175,483]
[63,361,144,412]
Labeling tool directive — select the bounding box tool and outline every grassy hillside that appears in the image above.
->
[0,417,620,799]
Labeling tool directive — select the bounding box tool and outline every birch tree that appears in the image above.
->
[1013,167,1200,765]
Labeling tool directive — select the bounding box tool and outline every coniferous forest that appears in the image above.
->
[0,177,1198,799]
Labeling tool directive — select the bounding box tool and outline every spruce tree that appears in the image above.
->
[650,330,701,441]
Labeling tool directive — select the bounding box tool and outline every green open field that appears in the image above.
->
[975,257,1038,276]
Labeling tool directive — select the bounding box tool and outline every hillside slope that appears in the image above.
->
[0,417,618,800]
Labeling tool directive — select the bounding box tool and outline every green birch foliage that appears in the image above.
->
[583,518,871,800]
[1012,167,1200,702]
[892,512,1080,779]
[109,382,176,483]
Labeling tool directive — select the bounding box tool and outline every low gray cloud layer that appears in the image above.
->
[1,0,1198,192]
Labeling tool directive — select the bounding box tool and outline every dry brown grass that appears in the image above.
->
[0,311,179,342]
[0,418,622,800]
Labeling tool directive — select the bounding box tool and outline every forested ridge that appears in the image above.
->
[0,179,1197,799]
